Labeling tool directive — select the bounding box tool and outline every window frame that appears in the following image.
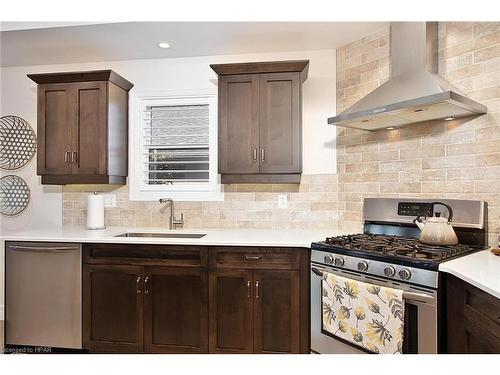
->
[129,89,223,202]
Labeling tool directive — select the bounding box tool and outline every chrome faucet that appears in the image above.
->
[159,198,184,229]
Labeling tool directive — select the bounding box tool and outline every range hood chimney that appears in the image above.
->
[328,22,487,131]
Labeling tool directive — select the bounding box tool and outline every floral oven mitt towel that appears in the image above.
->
[322,272,405,354]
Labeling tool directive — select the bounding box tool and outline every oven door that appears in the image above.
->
[310,262,437,354]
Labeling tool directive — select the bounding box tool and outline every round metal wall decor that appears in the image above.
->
[0,115,37,170]
[0,175,31,216]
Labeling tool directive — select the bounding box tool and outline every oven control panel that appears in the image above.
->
[398,202,433,217]
[310,249,439,289]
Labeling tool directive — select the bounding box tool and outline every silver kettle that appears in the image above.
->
[413,202,459,246]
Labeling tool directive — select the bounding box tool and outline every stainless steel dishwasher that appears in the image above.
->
[5,242,82,349]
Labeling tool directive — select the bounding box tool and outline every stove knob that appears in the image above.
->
[324,254,334,264]
[334,257,345,267]
[399,269,412,280]
[384,266,396,277]
[357,261,369,272]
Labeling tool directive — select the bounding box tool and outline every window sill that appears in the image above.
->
[129,190,225,202]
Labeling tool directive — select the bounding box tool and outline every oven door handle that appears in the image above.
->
[313,266,434,303]
[311,267,325,277]
[403,291,435,304]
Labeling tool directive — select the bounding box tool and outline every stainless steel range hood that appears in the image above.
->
[328,22,487,131]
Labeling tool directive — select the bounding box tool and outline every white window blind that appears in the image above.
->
[144,104,210,185]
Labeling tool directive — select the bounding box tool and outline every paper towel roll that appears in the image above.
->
[87,193,105,230]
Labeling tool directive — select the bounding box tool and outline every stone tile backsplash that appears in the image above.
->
[63,22,500,245]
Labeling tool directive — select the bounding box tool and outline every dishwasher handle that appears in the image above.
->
[8,244,79,253]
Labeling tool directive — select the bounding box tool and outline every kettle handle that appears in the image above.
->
[424,202,454,222]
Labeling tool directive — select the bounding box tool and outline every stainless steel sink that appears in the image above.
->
[114,232,206,239]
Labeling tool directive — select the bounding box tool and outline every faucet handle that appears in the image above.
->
[173,212,184,226]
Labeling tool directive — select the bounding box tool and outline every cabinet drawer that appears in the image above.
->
[210,247,300,270]
[463,281,500,339]
[84,244,207,267]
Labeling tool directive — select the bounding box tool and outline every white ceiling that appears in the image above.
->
[0,22,388,67]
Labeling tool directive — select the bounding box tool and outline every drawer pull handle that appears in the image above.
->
[136,276,142,294]
[255,281,260,299]
[144,277,150,295]
[244,255,262,261]
[247,280,252,298]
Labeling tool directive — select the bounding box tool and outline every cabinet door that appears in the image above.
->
[83,264,143,353]
[71,81,107,175]
[218,74,260,174]
[259,72,301,174]
[144,266,208,353]
[37,83,73,175]
[209,269,253,353]
[253,270,300,353]
[446,274,500,353]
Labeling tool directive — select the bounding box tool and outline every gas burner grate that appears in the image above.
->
[323,233,473,261]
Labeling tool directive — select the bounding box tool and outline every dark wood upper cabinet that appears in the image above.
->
[28,70,133,185]
[259,73,301,174]
[218,74,260,175]
[211,60,308,184]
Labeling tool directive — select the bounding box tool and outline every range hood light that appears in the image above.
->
[444,116,455,121]
[386,126,396,130]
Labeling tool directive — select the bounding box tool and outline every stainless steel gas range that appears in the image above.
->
[310,198,486,354]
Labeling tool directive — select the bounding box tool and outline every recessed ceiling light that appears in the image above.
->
[444,116,455,121]
[157,42,171,49]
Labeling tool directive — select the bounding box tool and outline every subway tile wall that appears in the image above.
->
[63,22,500,245]
[63,176,339,230]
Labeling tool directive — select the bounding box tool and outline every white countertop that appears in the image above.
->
[0,226,348,248]
[439,250,500,299]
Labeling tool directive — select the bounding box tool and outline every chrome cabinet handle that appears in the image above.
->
[261,148,265,162]
[253,148,258,162]
[255,281,260,299]
[136,276,142,294]
[144,277,150,295]
[9,245,77,252]
[71,151,78,165]
[247,280,252,299]
[244,254,262,261]
[64,151,70,164]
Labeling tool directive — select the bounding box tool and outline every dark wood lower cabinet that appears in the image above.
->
[253,270,300,353]
[446,274,500,354]
[144,266,208,353]
[209,269,254,353]
[208,248,308,354]
[83,245,309,354]
[83,264,144,353]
